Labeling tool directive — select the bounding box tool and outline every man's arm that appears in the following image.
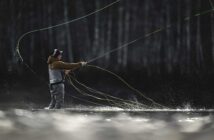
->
[52,61,82,71]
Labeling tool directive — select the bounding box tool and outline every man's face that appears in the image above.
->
[57,54,62,60]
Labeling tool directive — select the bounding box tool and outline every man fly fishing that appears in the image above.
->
[46,49,87,109]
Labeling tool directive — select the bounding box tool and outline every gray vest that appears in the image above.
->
[49,68,64,84]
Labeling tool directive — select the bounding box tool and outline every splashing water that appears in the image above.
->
[0,107,214,140]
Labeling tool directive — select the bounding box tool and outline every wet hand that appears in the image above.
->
[80,61,87,67]
[65,70,71,75]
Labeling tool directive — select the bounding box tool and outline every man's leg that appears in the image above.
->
[45,85,56,109]
[54,84,65,109]
[48,94,56,109]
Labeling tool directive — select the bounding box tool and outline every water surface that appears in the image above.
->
[0,107,214,140]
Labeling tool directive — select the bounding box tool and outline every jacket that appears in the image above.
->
[47,56,81,70]
[47,56,81,84]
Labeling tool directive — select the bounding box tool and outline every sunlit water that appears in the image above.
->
[0,107,214,140]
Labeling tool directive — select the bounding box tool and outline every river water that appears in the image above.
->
[0,107,214,140]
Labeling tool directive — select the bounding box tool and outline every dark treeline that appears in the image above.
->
[0,0,214,76]
[1,0,214,107]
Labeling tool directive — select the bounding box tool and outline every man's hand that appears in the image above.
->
[65,70,71,75]
[80,61,87,67]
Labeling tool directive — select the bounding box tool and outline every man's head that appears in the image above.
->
[52,49,63,60]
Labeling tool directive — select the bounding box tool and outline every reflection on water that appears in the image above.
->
[0,107,214,140]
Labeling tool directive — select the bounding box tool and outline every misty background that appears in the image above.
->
[0,0,214,108]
